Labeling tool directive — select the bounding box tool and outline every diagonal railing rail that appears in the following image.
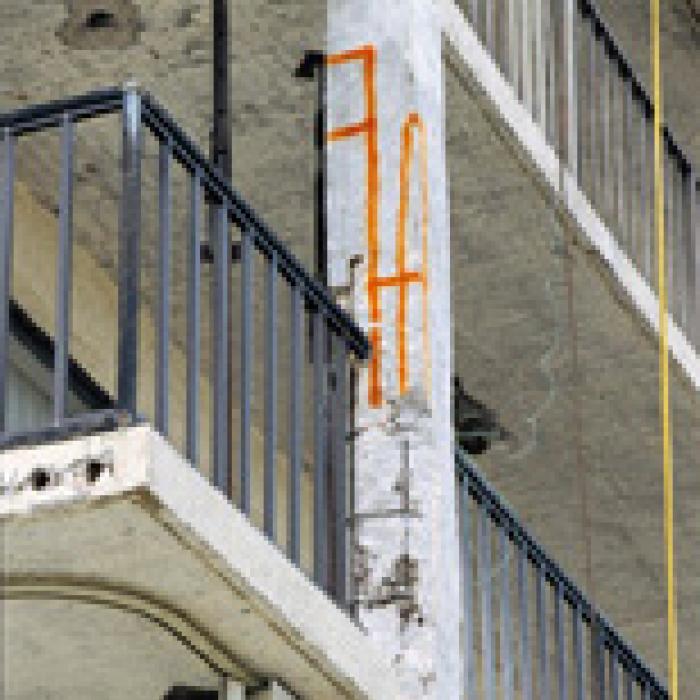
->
[457,448,668,699]
[456,0,698,352]
[0,85,369,608]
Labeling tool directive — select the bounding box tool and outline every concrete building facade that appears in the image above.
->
[1,0,698,698]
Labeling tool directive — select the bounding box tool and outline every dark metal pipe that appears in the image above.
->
[212,0,232,183]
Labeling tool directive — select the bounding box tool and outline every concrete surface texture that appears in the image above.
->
[0,0,696,696]
[446,54,698,696]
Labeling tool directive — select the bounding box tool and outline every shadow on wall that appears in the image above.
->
[453,375,510,455]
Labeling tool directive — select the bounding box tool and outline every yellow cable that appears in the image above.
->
[651,1,678,696]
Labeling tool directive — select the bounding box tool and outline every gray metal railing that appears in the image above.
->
[0,86,370,607]
[457,449,668,699]
[461,0,699,346]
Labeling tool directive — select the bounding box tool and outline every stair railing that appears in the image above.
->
[457,448,668,699]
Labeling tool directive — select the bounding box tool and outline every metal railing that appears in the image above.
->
[457,448,668,699]
[461,0,699,345]
[0,86,370,607]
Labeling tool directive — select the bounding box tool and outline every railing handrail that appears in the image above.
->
[456,448,669,697]
[0,84,363,607]
[578,0,692,173]
[139,92,370,359]
[0,87,124,136]
[0,85,370,360]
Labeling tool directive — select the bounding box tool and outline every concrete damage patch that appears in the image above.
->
[57,0,143,50]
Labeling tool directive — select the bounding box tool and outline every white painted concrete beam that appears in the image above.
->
[0,427,404,700]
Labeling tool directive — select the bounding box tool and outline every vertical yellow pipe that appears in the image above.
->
[651,1,678,696]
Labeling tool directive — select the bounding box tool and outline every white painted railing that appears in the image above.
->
[441,0,700,390]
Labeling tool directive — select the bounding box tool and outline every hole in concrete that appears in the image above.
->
[86,460,105,484]
[58,1,142,50]
[85,9,117,30]
[31,468,51,491]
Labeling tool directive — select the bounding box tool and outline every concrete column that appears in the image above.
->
[325,1,460,698]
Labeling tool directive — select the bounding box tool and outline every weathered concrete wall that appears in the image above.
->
[446,51,699,695]
[326,1,460,697]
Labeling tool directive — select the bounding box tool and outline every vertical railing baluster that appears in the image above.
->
[518,543,532,700]
[485,0,494,55]
[576,7,585,186]
[186,171,201,467]
[500,527,514,700]
[470,0,478,30]
[497,0,506,73]
[523,0,533,115]
[546,0,557,149]
[591,617,606,700]
[648,116,657,286]
[617,69,626,243]
[608,56,617,226]
[609,650,619,700]
[313,310,328,590]
[212,201,231,496]
[676,161,687,329]
[536,564,550,700]
[519,545,532,700]
[479,503,495,700]
[642,682,650,700]
[665,147,674,318]
[288,284,304,564]
[155,138,171,436]
[681,163,691,334]
[239,228,253,515]
[588,18,597,205]
[264,251,278,539]
[333,333,348,606]
[0,128,14,433]
[625,80,634,255]
[461,479,475,700]
[625,82,640,260]
[54,114,74,427]
[535,0,546,131]
[573,604,584,700]
[508,0,519,96]
[118,85,142,417]
[555,581,567,700]
[624,669,633,700]
[641,109,651,281]
[601,41,611,221]
[565,0,578,178]
[691,169,699,346]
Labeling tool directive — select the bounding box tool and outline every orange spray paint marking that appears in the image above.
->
[392,113,430,397]
[326,47,430,407]
[327,45,383,406]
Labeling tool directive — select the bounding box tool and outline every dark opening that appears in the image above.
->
[86,460,105,484]
[85,9,117,30]
[31,468,51,491]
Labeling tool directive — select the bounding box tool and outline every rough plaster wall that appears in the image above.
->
[447,60,699,695]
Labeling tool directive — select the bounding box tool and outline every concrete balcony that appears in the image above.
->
[1,425,402,699]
